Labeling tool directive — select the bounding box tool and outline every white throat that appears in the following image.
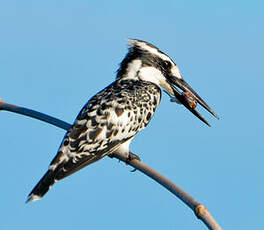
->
[138,66,164,86]
[138,66,173,94]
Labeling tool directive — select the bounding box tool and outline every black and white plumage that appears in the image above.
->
[27,39,218,202]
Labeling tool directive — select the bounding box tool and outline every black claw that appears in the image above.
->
[126,152,141,172]
[127,152,141,162]
[130,168,137,173]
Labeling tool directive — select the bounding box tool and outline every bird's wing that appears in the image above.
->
[50,79,160,180]
[27,80,161,201]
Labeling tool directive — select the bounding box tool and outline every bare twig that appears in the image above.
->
[0,99,222,230]
[0,101,71,130]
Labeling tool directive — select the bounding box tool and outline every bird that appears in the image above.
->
[26,39,218,202]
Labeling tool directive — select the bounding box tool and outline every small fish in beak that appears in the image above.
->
[183,92,197,109]
[166,76,219,126]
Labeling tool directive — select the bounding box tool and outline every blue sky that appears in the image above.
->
[1,1,263,229]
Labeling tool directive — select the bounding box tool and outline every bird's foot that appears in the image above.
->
[108,152,141,172]
[126,152,141,163]
[126,152,141,172]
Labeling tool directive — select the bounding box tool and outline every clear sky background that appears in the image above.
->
[0,1,263,229]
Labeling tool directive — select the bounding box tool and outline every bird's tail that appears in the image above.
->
[26,152,101,203]
[26,169,58,203]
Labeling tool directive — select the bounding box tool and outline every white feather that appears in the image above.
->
[171,65,182,79]
[129,39,171,62]
[125,59,142,79]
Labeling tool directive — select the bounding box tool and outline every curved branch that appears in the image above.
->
[0,99,222,230]
[0,101,71,130]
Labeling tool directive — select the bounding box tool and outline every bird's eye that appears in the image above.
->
[163,61,171,69]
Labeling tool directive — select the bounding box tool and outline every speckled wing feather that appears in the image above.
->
[27,79,161,201]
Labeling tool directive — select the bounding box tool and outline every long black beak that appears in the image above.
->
[168,77,219,126]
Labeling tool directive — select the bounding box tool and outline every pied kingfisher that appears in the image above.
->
[27,39,218,202]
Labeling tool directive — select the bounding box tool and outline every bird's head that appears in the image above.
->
[117,39,218,126]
